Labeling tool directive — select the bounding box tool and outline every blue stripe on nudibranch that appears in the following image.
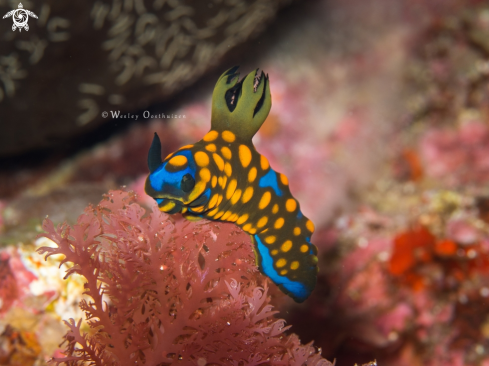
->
[254,234,310,302]
[258,169,283,196]
[149,150,196,191]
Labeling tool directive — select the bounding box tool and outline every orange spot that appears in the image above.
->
[388,226,435,276]
[194,151,209,167]
[434,239,457,256]
[224,162,232,177]
[402,149,424,182]
[199,168,211,182]
[280,173,289,185]
[260,155,269,170]
[285,199,296,212]
[242,187,254,203]
[213,153,224,171]
[169,155,187,166]
[239,145,252,168]
[203,130,218,142]
[248,167,257,183]
[306,220,315,232]
[205,144,217,152]
[258,192,271,209]
[222,130,236,142]
[221,146,232,160]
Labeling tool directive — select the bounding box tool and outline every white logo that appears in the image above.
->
[2,3,37,32]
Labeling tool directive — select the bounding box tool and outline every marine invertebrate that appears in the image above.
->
[145,67,318,302]
[37,190,331,366]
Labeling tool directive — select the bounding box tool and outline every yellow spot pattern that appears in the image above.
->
[226,179,237,200]
[265,236,276,244]
[199,168,211,182]
[222,130,236,142]
[306,220,315,232]
[180,144,193,150]
[214,211,225,219]
[213,153,224,171]
[257,216,268,228]
[276,258,287,268]
[249,228,257,234]
[260,155,269,170]
[221,211,233,221]
[230,189,242,204]
[194,151,209,167]
[271,249,278,255]
[211,176,217,188]
[280,269,288,275]
[208,207,219,216]
[169,155,187,166]
[191,206,204,212]
[217,195,224,206]
[300,244,308,253]
[242,187,254,203]
[224,162,232,177]
[281,240,292,252]
[239,145,252,168]
[209,194,219,208]
[258,192,271,209]
[243,223,252,232]
[205,144,217,152]
[274,218,284,229]
[203,130,218,141]
[272,204,279,214]
[248,167,257,183]
[285,199,297,212]
[221,146,232,160]
[237,214,249,225]
[294,227,301,236]
[290,261,299,270]
[280,173,289,185]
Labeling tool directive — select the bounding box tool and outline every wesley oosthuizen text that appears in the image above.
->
[101,111,187,120]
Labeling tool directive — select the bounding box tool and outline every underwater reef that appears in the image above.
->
[3,0,489,365]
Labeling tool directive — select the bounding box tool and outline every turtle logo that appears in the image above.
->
[2,3,37,32]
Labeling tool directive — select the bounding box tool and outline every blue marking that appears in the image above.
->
[297,211,303,219]
[258,169,282,197]
[253,235,310,301]
[155,198,165,204]
[203,188,211,200]
[149,150,197,192]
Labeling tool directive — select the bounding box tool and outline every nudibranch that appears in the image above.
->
[145,67,318,302]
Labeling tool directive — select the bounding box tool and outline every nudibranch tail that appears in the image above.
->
[145,67,319,302]
[211,66,271,141]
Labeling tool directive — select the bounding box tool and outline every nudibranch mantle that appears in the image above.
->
[145,66,318,302]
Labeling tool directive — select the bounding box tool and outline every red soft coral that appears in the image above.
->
[37,190,331,366]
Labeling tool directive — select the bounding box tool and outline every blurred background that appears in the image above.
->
[2,0,489,365]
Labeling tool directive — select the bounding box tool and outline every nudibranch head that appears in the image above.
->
[145,134,211,213]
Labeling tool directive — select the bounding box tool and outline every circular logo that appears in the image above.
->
[12,9,28,28]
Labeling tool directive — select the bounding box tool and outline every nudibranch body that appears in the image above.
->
[145,67,318,302]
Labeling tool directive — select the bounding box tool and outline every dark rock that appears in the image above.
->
[0,0,289,157]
